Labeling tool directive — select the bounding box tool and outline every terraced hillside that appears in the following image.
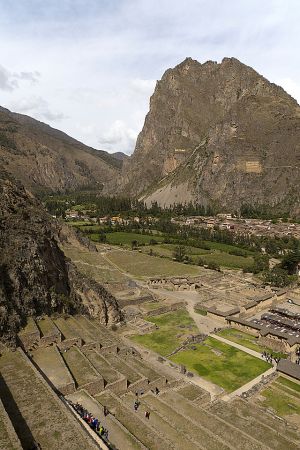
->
[0,349,98,450]
[2,314,300,450]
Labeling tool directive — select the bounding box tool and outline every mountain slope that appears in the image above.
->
[0,169,121,343]
[0,106,120,193]
[121,57,300,214]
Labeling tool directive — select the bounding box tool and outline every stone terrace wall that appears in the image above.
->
[145,302,186,317]
[106,377,128,394]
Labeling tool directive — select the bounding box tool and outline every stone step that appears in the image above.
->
[104,353,143,384]
[95,390,174,450]
[209,399,300,450]
[66,389,145,450]
[83,349,122,385]
[61,346,104,395]
[143,393,232,450]
[122,392,201,450]
[160,390,266,450]
[231,398,300,443]
[32,345,75,395]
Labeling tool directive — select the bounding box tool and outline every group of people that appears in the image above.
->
[261,351,281,364]
[69,400,109,440]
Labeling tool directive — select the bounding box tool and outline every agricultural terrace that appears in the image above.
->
[170,337,271,392]
[257,376,300,419]
[217,328,287,359]
[130,309,198,356]
[72,227,258,270]
[105,249,202,278]
[62,245,127,284]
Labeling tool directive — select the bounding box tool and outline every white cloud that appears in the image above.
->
[0,0,300,153]
[98,120,138,154]
[0,65,40,91]
[9,96,66,122]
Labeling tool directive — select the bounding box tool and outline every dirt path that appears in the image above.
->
[210,334,271,362]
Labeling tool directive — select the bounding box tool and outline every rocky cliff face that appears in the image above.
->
[0,106,120,194]
[121,57,300,214]
[0,170,121,343]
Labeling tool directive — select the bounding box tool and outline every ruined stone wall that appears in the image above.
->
[145,302,185,317]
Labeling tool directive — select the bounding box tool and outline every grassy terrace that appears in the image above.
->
[260,384,300,416]
[18,318,39,336]
[170,337,270,392]
[62,346,100,386]
[83,350,121,384]
[217,328,287,359]
[130,309,198,356]
[37,317,58,337]
[32,346,74,388]
[106,249,202,278]
[54,317,79,340]
[62,245,127,283]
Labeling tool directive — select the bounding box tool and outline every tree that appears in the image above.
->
[281,245,300,275]
[173,245,186,262]
[252,254,269,274]
[263,267,291,287]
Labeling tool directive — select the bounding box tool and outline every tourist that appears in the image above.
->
[145,411,150,419]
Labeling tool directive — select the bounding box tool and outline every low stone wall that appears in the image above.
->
[145,302,186,317]
[121,295,153,307]
[82,342,98,351]
[228,321,260,337]
[82,378,105,396]
[40,332,62,347]
[58,381,76,396]
[58,337,82,351]
[127,378,149,394]
[106,377,127,394]
[99,344,118,355]
[258,336,287,353]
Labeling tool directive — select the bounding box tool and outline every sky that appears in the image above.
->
[0,0,299,155]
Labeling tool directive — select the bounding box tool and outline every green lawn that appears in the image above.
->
[217,328,287,359]
[106,232,164,246]
[130,309,198,356]
[170,337,270,392]
[193,252,254,270]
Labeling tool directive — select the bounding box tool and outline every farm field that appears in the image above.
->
[140,242,254,270]
[170,337,270,392]
[62,245,127,283]
[106,231,164,246]
[106,249,202,278]
[217,328,287,359]
[130,309,198,356]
